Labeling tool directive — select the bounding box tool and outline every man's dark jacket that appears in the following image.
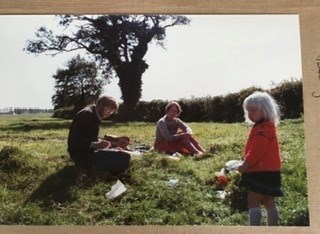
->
[67,105,101,169]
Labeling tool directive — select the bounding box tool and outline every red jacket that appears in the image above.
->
[243,121,281,172]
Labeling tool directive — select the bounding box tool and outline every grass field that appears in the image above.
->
[0,114,308,225]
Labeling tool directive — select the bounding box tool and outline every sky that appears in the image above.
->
[0,15,302,109]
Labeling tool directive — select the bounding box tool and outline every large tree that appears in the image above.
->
[52,55,104,112]
[25,15,190,116]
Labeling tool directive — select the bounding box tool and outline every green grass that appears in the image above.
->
[0,114,308,225]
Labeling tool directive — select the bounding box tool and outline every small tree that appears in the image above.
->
[52,55,105,113]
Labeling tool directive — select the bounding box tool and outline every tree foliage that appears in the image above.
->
[52,55,104,112]
[25,15,190,117]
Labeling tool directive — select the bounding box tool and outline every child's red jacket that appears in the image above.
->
[243,121,281,172]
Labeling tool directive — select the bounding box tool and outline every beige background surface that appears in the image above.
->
[0,0,319,233]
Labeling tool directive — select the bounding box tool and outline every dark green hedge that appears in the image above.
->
[270,80,303,119]
[55,79,303,122]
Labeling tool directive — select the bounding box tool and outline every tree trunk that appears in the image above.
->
[118,61,144,121]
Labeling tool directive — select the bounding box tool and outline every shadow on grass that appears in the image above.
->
[3,121,71,132]
[3,119,119,132]
[25,165,89,209]
[25,163,132,210]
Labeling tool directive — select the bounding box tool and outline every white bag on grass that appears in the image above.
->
[106,180,127,200]
[225,160,242,172]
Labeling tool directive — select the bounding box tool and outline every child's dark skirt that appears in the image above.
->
[239,171,283,197]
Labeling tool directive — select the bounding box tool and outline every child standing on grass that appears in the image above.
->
[237,91,283,226]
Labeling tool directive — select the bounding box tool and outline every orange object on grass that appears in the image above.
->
[215,175,228,188]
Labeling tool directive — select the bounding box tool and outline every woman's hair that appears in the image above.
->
[165,101,182,114]
[243,91,280,125]
[96,95,118,110]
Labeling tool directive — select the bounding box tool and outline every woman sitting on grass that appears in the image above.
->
[154,101,205,156]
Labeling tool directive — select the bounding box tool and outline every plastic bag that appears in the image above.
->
[106,180,127,200]
[166,179,179,187]
[225,160,242,172]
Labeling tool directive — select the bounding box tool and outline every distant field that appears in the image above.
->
[0,114,308,225]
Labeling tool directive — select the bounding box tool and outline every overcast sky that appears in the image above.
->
[0,14,302,109]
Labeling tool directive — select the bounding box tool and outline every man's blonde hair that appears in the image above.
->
[96,96,118,110]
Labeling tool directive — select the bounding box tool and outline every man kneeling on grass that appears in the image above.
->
[67,95,130,178]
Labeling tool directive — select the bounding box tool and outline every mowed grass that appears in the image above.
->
[0,114,308,225]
